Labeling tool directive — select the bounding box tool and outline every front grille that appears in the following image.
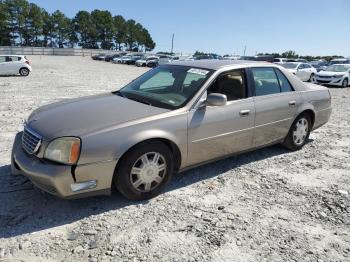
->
[22,126,42,155]
[317,80,331,83]
[317,75,331,79]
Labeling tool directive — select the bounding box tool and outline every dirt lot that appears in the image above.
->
[0,56,349,262]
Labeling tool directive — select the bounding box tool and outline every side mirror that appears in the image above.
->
[206,93,227,106]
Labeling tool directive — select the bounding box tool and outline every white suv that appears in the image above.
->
[0,55,32,76]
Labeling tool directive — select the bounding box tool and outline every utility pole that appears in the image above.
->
[171,34,174,54]
[243,45,247,56]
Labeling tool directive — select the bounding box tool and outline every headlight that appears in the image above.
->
[45,137,81,165]
[333,74,344,78]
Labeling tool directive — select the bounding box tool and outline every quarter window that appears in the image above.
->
[252,68,280,96]
[275,69,293,92]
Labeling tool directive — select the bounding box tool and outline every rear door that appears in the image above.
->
[251,67,301,147]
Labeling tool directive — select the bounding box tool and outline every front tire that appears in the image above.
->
[342,78,348,88]
[283,114,312,151]
[309,73,315,83]
[113,141,174,201]
[19,68,30,76]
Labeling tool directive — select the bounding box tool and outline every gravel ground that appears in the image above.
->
[0,56,349,262]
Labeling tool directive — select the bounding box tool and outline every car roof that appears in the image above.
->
[169,59,271,70]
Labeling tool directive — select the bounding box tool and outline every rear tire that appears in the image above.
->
[113,141,174,201]
[19,68,30,76]
[342,78,348,88]
[283,114,312,151]
[309,73,315,83]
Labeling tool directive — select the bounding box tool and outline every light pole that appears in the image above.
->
[171,34,174,54]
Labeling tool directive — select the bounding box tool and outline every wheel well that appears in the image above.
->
[299,109,315,127]
[114,138,182,175]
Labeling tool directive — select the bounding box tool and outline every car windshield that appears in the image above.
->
[116,65,213,110]
[282,63,298,69]
[325,65,350,72]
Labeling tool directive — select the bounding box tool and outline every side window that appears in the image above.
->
[208,69,246,101]
[140,71,175,90]
[252,68,280,96]
[298,64,304,70]
[275,69,293,92]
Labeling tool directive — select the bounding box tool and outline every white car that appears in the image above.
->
[328,58,350,65]
[315,64,350,88]
[0,55,32,76]
[273,58,288,64]
[135,56,158,67]
[282,62,317,82]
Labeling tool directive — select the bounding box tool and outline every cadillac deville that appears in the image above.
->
[11,60,332,200]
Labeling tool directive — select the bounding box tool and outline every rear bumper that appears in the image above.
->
[11,132,116,199]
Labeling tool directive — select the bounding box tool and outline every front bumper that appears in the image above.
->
[315,77,343,86]
[11,132,115,199]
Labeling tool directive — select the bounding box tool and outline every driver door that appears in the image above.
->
[187,69,255,166]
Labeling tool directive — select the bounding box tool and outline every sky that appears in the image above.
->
[29,0,350,57]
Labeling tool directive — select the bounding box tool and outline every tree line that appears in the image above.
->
[0,0,156,51]
[257,50,344,62]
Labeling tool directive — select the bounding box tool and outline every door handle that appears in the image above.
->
[239,109,250,117]
[289,101,296,106]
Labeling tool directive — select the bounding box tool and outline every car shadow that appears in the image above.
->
[0,74,25,77]
[0,141,309,239]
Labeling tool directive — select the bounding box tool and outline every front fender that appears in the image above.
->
[78,113,188,167]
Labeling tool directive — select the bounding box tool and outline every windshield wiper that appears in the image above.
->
[113,90,125,97]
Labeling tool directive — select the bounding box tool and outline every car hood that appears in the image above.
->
[317,71,347,76]
[27,93,169,139]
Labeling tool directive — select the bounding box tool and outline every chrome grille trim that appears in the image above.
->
[22,126,42,155]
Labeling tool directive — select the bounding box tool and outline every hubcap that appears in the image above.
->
[343,80,348,87]
[293,118,309,146]
[130,152,166,192]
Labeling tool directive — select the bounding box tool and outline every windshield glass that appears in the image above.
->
[325,65,350,72]
[282,63,298,69]
[117,65,213,110]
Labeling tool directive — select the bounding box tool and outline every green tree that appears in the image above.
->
[23,3,43,46]
[73,11,97,48]
[91,9,114,49]
[113,15,126,50]
[281,50,298,58]
[5,0,29,45]
[51,10,70,48]
[42,10,54,47]
[125,19,138,51]
[0,1,11,45]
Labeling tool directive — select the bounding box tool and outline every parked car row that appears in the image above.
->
[92,53,180,68]
[91,52,349,88]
